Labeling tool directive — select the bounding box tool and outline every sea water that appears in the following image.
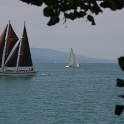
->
[0,63,124,124]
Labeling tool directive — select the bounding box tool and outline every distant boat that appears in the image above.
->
[65,48,80,68]
[0,21,38,75]
[42,74,50,76]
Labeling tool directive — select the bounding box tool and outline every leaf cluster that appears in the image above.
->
[115,57,124,116]
[20,0,124,26]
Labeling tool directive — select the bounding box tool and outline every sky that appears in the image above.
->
[0,0,124,61]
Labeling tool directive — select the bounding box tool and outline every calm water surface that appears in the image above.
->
[0,63,124,124]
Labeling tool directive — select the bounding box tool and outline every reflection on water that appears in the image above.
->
[0,75,34,82]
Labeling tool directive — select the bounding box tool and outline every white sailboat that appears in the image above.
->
[65,48,80,68]
[0,21,38,75]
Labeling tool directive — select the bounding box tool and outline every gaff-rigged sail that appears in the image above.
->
[18,24,33,67]
[4,23,18,63]
[0,22,18,68]
[5,43,20,67]
[0,25,7,67]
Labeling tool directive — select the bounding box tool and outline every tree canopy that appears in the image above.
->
[20,0,124,26]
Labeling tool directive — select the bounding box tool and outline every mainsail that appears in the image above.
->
[0,25,7,67]
[66,48,80,68]
[5,23,18,63]
[18,24,33,67]
[0,22,18,69]
[5,43,20,67]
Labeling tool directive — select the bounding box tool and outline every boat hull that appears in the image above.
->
[0,70,38,76]
[65,65,70,68]
[65,65,80,68]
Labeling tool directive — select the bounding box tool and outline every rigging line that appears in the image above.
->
[4,39,21,65]
[1,21,10,70]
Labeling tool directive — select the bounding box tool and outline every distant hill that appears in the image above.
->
[30,48,117,63]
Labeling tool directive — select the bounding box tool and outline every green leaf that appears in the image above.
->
[74,11,86,18]
[20,0,30,4]
[44,0,57,6]
[87,15,95,25]
[100,0,123,10]
[20,0,43,6]
[116,78,124,87]
[43,7,53,17]
[64,13,76,20]
[118,57,124,71]
[47,15,60,26]
[115,105,124,116]
[91,1,103,14]
[80,2,89,11]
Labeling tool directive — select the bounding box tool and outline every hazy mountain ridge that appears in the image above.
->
[30,48,117,63]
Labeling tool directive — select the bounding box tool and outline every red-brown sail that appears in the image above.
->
[5,43,20,67]
[18,25,33,67]
[4,24,18,63]
[0,25,7,67]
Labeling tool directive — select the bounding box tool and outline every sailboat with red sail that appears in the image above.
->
[0,21,38,75]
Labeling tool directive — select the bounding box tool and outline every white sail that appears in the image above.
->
[65,48,80,68]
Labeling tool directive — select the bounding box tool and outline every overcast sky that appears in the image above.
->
[0,0,124,60]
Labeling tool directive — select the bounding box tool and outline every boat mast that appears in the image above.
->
[16,39,22,71]
[16,21,25,71]
[1,21,10,71]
